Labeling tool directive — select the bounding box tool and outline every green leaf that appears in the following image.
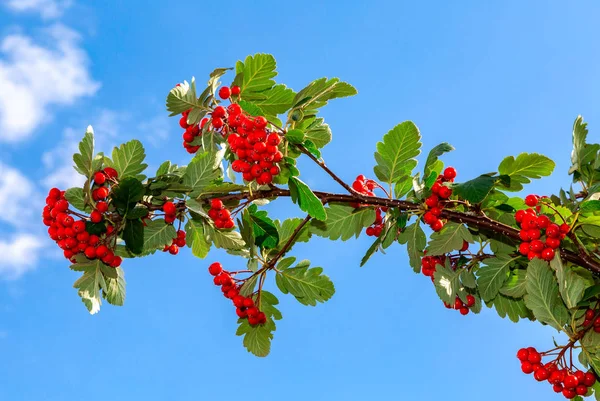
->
[398,222,426,273]
[373,121,422,184]
[275,262,335,306]
[360,235,383,267]
[248,205,279,250]
[288,77,357,119]
[206,225,245,250]
[238,100,264,116]
[288,177,326,221]
[499,269,528,298]
[393,176,413,199]
[64,187,89,212]
[252,84,295,115]
[185,219,211,258]
[143,219,177,252]
[497,153,555,191]
[581,200,600,213]
[298,117,332,149]
[433,262,464,304]
[551,254,594,309]
[476,254,515,302]
[166,78,210,116]
[105,140,148,180]
[570,115,591,175]
[492,294,534,323]
[235,54,277,98]
[273,218,311,254]
[236,290,281,357]
[122,219,144,255]
[453,175,496,203]
[183,152,222,197]
[72,126,96,178]
[523,258,570,331]
[70,258,118,314]
[110,177,145,213]
[461,270,477,289]
[310,204,375,241]
[126,205,149,220]
[426,222,474,256]
[286,129,305,144]
[424,143,454,178]
[102,267,126,306]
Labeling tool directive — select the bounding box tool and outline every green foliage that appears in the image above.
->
[123,219,144,255]
[298,117,332,148]
[185,218,211,258]
[433,262,464,304]
[166,78,210,116]
[398,222,426,272]
[476,255,515,302]
[310,204,375,241]
[143,219,177,253]
[373,121,421,185]
[73,126,102,179]
[453,175,496,204]
[65,187,89,212]
[183,152,222,197]
[288,77,357,123]
[236,291,282,357]
[499,269,527,298]
[273,218,311,254]
[497,152,555,191]
[426,222,473,256]
[524,258,570,331]
[247,205,279,250]
[424,142,454,178]
[70,257,124,314]
[552,254,594,309]
[288,177,327,221]
[276,260,335,306]
[110,177,145,216]
[105,140,148,180]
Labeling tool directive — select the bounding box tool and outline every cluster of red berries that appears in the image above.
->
[422,167,457,232]
[443,295,476,315]
[179,109,203,154]
[91,168,118,201]
[420,241,469,279]
[163,230,186,255]
[42,187,122,267]
[207,199,234,229]
[226,104,283,185]
[162,201,179,224]
[350,175,387,236]
[517,347,597,399]
[218,85,241,100]
[582,308,600,333]
[516,195,569,262]
[208,262,266,326]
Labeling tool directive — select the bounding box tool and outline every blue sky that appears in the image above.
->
[0,1,599,400]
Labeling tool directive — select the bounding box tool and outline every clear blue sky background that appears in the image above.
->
[1,1,600,400]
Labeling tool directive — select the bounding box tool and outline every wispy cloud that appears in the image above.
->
[0,234,45,279]
[3,0,73,20]
[0,23,100,143]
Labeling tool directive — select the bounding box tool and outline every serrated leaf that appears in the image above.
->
[581,200,600,213]
[499,269,528,298]
[236,290,281,357]
[394,176,413,199]
[102,267,126,306]
[111,177,145,213]
[398,222,426,272]
[70,258,119,314]
[126,205,149,220]
[273,218,311,254]
[183,152,222,197]
[105,140,148,180]
[453,175,496,203]
[238,100,264,116]
[288,177,326,221]
[248,205,279,250]
[252,84,295,115]
[206,225,245,250]
[461,270,477,289]
[433,262,464,304]
[492,294,534,323]
[298,117,332,149]
[65,187,89,212]
[72,126,96,178]
[524,258,570,331]
[143,219,177,252]
[427,222,473,255]
[166,78,210,116]
[477,255,515,302]
[123,219,144,255]
[288,77,357,119]
[185,219,211,259]
[286,129,305,144]
[497,153,555,191]
[424,143,454,178]
[310,204,375,241]
[236,54,277,98]
[373,121,421,185]
[276,263,335,306]
[551,254,594,309]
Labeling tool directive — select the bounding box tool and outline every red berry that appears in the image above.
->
[96,245,109,258]
[72,220,86,233]
[530,240,544,253]
[96,201,108,213]
[431,219,444,232]
[84,247,96,259]
[584,372,597,386]
[553,384,563,393]
[534,368,549,381]
[438,186,452,199]
[90,210,103,223]
[525,195,539,207]
[94,172,106,184]
[103,167,118,179]
[110,256,122,268]
[425,195,439,208]
[218,86,231,99]
[527,352,541,364]
[163,201,177,214]
[546,224,560,238]
[212,106,226,118]
[96,187,109,199]
[537,215,550,229]
[562,388,576,399]
[518,242,530,255]
[231,85,241,96]
[460,240,469,252]
[208,262,223,276]
[443,167,457,180]
[541,247,555,261]
[564,375,579,389]
[576,385,588,396]
[521,361,534,374]
[466,295,475,307]
[168,244,179,255]
[560,223,570,234]
[546,237,561,249]
[459,307,469,315]
[179,116,189,129]
[517,348,529,361]
[254,116,267,129]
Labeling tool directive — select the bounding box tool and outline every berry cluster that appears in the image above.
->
[163,230,186,255]
[443,295,476,315]
[207,199,235,229]
[517,347,596,399]
[218,85,241,100]
[515,195,569,261]
[208,262,266,326]
[42,187,122,268]
[162,201,179,224]
[91,167,118,201]
[582,308,600,333]
[350,175,387,236]
[422,167,457,232]
[179,109,203,154]
[226,104,283,185]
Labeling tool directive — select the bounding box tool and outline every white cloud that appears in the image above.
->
[0,233,46,279]
[3,0,72,19]
[0,162,41,227]
[0,24,100,143]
